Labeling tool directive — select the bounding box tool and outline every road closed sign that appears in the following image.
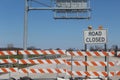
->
[84,30,107,44]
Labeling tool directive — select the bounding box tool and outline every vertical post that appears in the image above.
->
[85,44,87,71]
[104,44,107,71]
[24,0,29,77]
[71,51,73,80]
[104,44,109,80]
[8,55,11,79]
[24,0,28,50]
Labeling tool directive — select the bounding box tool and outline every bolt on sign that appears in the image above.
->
[84,29,107,44]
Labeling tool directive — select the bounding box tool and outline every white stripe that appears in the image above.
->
[90,52,96,56]
[97,51,104,56]
[36,50,43,55]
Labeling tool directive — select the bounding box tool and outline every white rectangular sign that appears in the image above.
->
[84,30,107,44]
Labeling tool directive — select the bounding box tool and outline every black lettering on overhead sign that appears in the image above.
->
[88,31,102,36]
[86,37,105,43]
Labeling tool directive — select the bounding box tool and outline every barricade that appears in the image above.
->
[0,50,120,79]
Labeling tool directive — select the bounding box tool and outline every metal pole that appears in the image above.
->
[24,0,28,50]
[104,44,107,71]
[85,44,87,71]
[104,44,109,80]
[8,56,11,79]
[71,54,73,80]
[24,0,29,77]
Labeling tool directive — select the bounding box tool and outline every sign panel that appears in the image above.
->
[84,30,107,44]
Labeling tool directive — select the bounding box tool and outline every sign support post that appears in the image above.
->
[83,26,108,79]
[85,44,87,71]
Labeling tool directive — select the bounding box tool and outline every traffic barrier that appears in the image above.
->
[66,51,115,56]
[0,51,17,56]
[19,68,66,74]
[0,50,116,56]
[0,67,119,77]
[117,51,120,56]
[19,59,65,64]
[0,50,120,78]
[65,61,114,67]
[0,68,18,73]
[18,50,66,55]
[66,71,115,77]
[116,71,120,76]
[18,59,114,67]
[0,59,17,64]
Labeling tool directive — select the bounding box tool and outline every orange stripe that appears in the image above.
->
[102,72,107,77]
[86,51,92,56]
[93,72,99,76]
[69,51,74,56]
[9,68,17,72]
[21,68,28,73]
[11,59,17,63]
[1,68,8,72]
[100,61,106,66]
[2,59,9,63]
[67,71,73,76]
[7,51,13,55]
[74,61,80,66]
[41,50,47,55]
[38,69,45,73]
[54,59,60,64]
[57,50,64,55]
[116,71,120,76]
[0,51,5,56]
[109,62,114,66]
[32,50,39,55]
[110,72,114,76]
[76,71,82,76]
[47,69,53,73]
[83,61,89,66]
[77,51,84,56]
[111,51,115,55]
[18,51,22,55]
[56,69,61,73]
[91,61,97,66]
[94,51,100,56]
[49,50,55,54]
[85,72,91,76]
[20,60,27,64]
[38,60,44,64]
[30,69,36,73]
[46,60,52,64]
[66,62,71,65]
[102,51,108,56]
[29,60,36,64]
[24,50,30,55]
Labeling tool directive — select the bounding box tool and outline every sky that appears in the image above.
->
[0,0,120,49]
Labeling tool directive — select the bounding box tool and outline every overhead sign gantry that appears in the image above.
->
[24,0,91,50]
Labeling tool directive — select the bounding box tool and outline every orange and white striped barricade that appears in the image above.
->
[18,59,66,64]
[66,71,115,77]
[0,51,17,56]
[0,59,18,64]
[115,60,120,66]
[66,51,115,56]
[19,68,66,74]
[116,71,120,76]
[65,61,115,67]
[18,50,66,55]
[0,68,18,73]
[117,51,120,57]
